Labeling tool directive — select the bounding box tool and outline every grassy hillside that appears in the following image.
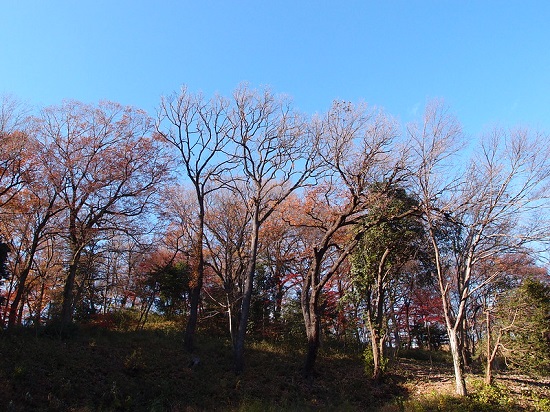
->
[1,321,548,411]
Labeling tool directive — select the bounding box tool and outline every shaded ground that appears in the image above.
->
[0,325,548,411]
[0,327,402,411]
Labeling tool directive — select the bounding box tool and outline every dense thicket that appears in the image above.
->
[1,88,549,395]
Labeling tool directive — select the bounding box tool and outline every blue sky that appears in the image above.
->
[1,1,549,136]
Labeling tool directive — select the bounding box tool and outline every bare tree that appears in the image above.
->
[225,85,319,374]
[410,101,550,395]
[156,87,233,351]
[203,188,251,347]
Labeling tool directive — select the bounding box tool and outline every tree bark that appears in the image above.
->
[60,213,82,328]
[7,197,58,328]
[303,299,321,378]
[184,211,205,352]
[8,266,31,328]
[233,212,260,374]
[184,280,202,351]
[60,261,78,326]
[371,332,384,382]
[448,328,467,396]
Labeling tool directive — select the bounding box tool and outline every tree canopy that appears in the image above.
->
[1,88,549,397]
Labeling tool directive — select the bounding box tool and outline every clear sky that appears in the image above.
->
[1,1,549,136]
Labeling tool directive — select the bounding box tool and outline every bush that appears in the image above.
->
[398,348,452,363]
[469,378,512,408]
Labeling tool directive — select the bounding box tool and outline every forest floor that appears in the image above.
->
[0,321,549,411]
[394,357,550,411]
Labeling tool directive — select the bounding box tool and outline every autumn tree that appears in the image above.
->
[0,240,9,320]
[0,99,66,328]
[299,101,412,377]
[0,94,31,210]
[4,143,64,328]
[256,195,305,327]
[38,100,170,327]
[156,87,232,351]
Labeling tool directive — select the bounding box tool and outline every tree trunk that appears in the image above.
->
[137,291,156,330]
[233,213,260,374]
[274,283,283,323]
[227,293,239,348]
[303,303,321,378]
[405,302,412,349]
[233,271,253,373]
[370,332,384,382]
[184,282,202,351]
[184,205,205,352]
[60,216,81,328]
[8,266,31,328]
[461,317,472,368]
[485,354,494,386]
[34,280,46,327]
[60,262,78,326]
[485,308,493,385]
[484,309,504,386]
[448,328,467,396]
[8,221,47,328]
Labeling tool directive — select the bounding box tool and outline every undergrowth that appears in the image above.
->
[0,321,547,411]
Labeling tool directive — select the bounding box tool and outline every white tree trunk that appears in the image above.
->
[448,328,467,396]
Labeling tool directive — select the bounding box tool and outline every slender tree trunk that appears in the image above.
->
[367,300,386,384]
[370,331,384,382]
[184,202,205,352]
[137,291,156,330]
[485,311,494,386]
[448,328,467,396]
[461,317,472,368]
[404,302,412,349]
[370,259,388,383]
[227,293,239,347]
[390,310,401,353]
[301,250,324,378]
[184,283,201,350]
[484,309,503,386]
[184,258,202,351]
[2,265,18,326]
[274,283,283,323]
[17,297,25,324]
[35,280,46,327]
[234,213,260,374]
[8,266,31,328]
